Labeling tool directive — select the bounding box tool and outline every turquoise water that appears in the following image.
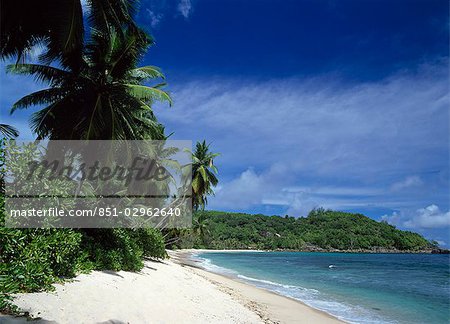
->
[195,252,450,323]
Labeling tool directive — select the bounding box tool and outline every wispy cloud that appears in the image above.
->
[390,175,424,192]
[177,0,192,18]
[157,61,448,222]
[146,8,163,28]
[140,0,194,28]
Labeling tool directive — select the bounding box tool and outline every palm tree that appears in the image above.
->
[0,0,138,66]
[192,211,210,246]
[189,141,219,211]
[7,27,171,140]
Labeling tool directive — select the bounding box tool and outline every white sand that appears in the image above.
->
[1,257,343,324]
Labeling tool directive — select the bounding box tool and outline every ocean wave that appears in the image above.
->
[195,254,396,324]
[193,254,238,276]
[236,274,320,294]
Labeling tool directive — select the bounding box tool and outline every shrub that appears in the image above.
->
[136,228,168,259]
[80,228,167,272]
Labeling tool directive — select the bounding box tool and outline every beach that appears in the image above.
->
[0,250,342,324]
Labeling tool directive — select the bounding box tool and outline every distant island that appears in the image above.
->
[173,208,448,253]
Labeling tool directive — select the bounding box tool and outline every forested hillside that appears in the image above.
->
[178,209,434,251]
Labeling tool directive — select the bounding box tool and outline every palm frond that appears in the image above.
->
[125,84,172,106]
[131,66,165,80]
[11,88,70,113]
[40,0,84,69]
[87,0,138,35]
[1,0,83,69]
[109,28,152,78]
[0,124,19,138]
[6,64,71,86]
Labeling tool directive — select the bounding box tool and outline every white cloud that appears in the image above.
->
[157,62,448,215]
[212,166,284,210]
[211,165,396,216]
[381,211,402,225]
[155,60,449,215]
[283,186,382,197]
[435,240,447,247]
[390,175,423,191]
[177,0,192,18]
[146,9,163,28]
[141,0,193,28]
[405,205,450,229]
[382,204,450,229]
[160,62,448,179]
[285,193,320,217]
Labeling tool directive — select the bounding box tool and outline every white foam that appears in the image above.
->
[192,254,238,276]
[196,254,397,324]
[236,274,320,294]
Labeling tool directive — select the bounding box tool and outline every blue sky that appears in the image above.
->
[1,0,449,245]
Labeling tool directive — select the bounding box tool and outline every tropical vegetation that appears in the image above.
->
[6,28,170,140]
[173,209,434,251]
[2,0,434,318]
[0,0,176,314]
[189,141,219,211]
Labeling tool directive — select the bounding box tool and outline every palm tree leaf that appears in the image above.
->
[0,0,84,68]
[206,169,219,186]
[125,84,172,106]
[0,124,19,138]
[199,166,209,183]
[11,88,69,113]
[87,0,138,35]
[30,105,56,139]
[209,164,219,174]
[40,0,84,69]
[192,175,201,193]
[6,64,71,86]
[109,28,151,78]
[131,66,165,80]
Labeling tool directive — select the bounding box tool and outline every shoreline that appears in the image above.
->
[169,249,344,323]
[171,247,447,254]
[1,250,344,324]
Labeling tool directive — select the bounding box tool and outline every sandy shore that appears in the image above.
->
[170,250,343,324]
[1,250,343,324]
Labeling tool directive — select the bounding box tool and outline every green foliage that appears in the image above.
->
[136,228,168,259]
[4,0,170,141]
[0,218,167,313]
[0,193,167,313]
[176,209,432,251]
[0,140,168,312]
[7,28,171,140]
[82,228,167,271]
[1,0,138,66]
[0,193,89,312]
[0,0,172,311]
[0,227,85,292]
[188,141,219,211]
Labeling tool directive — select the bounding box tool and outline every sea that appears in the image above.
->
[194,251,450,324]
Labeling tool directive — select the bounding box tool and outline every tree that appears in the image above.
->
[7,27,171,140]
[189,141,219,211]
[193,212,210,246]
[0,0,138,67]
